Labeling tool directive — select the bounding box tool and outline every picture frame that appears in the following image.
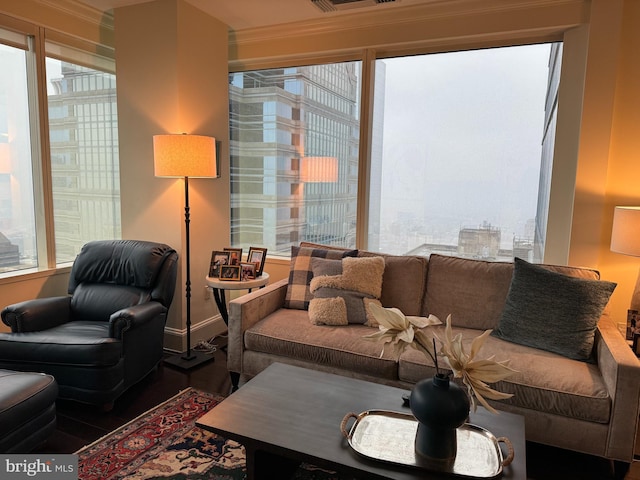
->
[209,251,231,278]
[241,262,256,281]
[219,264,241,281]
[224,247,243,266]
[247,247,268,277]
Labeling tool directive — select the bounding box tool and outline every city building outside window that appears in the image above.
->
[229,63,361,256]
[46,60,120,264]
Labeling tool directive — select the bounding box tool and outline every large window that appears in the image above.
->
[229,43,560,261]
[370,44,557,262]
[0,23,120,276]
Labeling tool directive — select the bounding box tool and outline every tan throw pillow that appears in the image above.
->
[308,256,385,326]
[284,246,358,310]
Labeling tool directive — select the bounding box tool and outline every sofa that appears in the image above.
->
[228,243,640,464]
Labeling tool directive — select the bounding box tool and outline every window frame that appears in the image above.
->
[229,30,583,264]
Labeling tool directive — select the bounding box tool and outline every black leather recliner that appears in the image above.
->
[0,240,178,408]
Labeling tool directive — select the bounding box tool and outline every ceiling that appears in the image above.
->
[76,0,432,31]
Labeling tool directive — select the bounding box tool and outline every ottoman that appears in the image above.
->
[0,369,58,453]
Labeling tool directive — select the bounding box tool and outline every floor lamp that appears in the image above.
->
[611,206,640,312]
[154,133,217,369]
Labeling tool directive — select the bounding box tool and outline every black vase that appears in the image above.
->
[409,373,470,462]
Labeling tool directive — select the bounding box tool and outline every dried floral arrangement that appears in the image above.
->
[364,304,516,414]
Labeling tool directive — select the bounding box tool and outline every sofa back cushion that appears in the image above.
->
[357,251,428,317]
[425,254,513,330]
[425,254,604,331]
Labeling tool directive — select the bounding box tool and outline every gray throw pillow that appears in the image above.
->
[491,258,616,361]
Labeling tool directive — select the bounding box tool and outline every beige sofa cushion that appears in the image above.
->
[424,254,604,331]
[398,325,611,424]
[424,254,513,330]
[358,252,428,316]
[244,308,398,380]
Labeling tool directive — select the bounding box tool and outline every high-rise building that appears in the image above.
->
[229,64,361,256]
[47,62,120,263]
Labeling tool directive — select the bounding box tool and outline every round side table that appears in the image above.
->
[205,272,270,326]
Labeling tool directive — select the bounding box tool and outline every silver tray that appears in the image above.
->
[340,409,514,479]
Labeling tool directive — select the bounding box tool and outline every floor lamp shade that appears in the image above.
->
[611,206,640,257]
[153,133,217,370]
[153,134,217,178]
[611,206,640,311]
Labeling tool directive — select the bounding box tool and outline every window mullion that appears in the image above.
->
[28,26,56,269]
[356,48,376,251]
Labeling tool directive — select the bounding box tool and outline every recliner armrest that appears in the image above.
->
[1,297,72,333]
[108,302,167,339]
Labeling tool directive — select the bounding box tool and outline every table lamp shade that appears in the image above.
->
[300,156,338,183]
[153,134,217,178]
[611,206,640,257]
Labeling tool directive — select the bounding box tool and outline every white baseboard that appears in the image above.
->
[163,315,227,353]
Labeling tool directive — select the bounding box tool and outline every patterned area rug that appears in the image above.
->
[76,387,344,480]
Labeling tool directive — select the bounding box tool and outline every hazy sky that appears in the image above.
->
[375,44,551,249]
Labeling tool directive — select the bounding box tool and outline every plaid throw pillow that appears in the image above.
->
[284,246,358,310]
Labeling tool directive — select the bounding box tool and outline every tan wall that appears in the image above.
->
[597,0,640,331]
[114,0,230,350]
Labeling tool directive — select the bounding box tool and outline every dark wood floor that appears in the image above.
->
[33,339,637,480]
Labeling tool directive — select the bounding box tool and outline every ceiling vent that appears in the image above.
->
[311,0,397,13]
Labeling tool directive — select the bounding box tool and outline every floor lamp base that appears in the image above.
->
[164,350,214,370]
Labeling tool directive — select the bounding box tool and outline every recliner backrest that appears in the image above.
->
[68,240,178,321]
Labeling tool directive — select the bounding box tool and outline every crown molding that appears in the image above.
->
[229,0,587,68]
[31,0,115,47]
[229,0,587,46]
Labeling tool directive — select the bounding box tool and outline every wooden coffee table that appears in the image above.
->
[197,363,526,479]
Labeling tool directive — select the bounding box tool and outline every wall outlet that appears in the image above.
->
[204,285,211,300]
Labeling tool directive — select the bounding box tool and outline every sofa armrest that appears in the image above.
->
[227,278,288,374]
[595,313,640,462]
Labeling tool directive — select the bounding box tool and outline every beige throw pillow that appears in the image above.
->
[308,256,385,326]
